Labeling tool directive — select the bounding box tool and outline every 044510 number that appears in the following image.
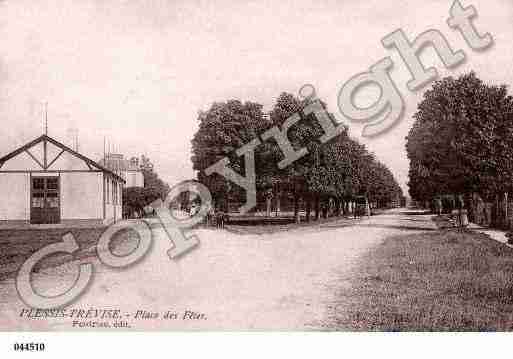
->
[13,343,45,352]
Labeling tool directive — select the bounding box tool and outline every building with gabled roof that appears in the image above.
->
[0,134,124,225]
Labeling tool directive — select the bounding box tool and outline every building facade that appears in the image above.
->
[0,135,124,225]
[99,154,144,188]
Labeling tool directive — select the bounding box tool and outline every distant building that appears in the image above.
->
[99,154,144,188]
[0,135,124,225]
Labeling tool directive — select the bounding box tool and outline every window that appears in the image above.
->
[32,192,44,208]
[46,192,59,208]
[33,178,45,190]
[31,177,59,209]
[47,178,59,190]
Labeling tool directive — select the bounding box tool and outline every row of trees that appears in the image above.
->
[191,92,403,221]
[406,71,513,227]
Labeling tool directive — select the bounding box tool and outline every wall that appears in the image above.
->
[61,172,103,220]
[123,170,144,187]
[0,173,30,221]
[103,174,123,224]
[105,203,122,223]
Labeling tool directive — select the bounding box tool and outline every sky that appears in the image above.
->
[0,0,511,195]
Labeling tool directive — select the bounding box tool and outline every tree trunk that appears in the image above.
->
[335,198,341,217]
[212,197,218,213]
[293,195,300,223]
[322,198,329,219]
[465,193,475,223]
[365,196,371,217]
[305,196,311,223]
[491,194,498,228]
[295,197,301,224]
[314,196,320,221]
[275,196,281,217]
[266,197,272,217]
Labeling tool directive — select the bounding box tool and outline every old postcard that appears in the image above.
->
[0,0,512,349]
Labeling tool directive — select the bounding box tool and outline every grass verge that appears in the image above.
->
[0,227,107,281]
[331,229,513,331]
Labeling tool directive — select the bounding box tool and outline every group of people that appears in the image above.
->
[353,197,371,219]
[433,196,468,227]
[206,209,229,228]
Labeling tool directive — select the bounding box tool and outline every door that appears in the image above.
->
[31,176,60,224]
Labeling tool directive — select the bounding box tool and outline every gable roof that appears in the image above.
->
[0,134,125,183]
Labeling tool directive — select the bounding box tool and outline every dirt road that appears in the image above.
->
[0,209,435,330]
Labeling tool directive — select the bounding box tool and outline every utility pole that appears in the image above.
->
[44,102,48,136]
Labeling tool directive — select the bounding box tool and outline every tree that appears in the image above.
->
[268,92,314,219]
[140,155,170,200]
[191,100,271,212]
[406,71,513,225]
[191,93,402,220]
[268,92,401,219]
[123,155,170,218]
[122,187,159,217]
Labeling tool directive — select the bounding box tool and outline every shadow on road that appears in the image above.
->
[397,210,431,216]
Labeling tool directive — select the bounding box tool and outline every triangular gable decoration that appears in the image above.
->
[0,135,124,182]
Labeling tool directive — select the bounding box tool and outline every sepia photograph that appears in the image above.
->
[1,0,513,355]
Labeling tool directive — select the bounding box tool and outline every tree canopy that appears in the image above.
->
[406,72,513,202]
[191,93,403,218]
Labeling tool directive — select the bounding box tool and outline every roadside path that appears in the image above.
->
[468,223,512,248]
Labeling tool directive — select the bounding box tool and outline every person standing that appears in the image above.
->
[435,197,442,216]
[456,195,468,228]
